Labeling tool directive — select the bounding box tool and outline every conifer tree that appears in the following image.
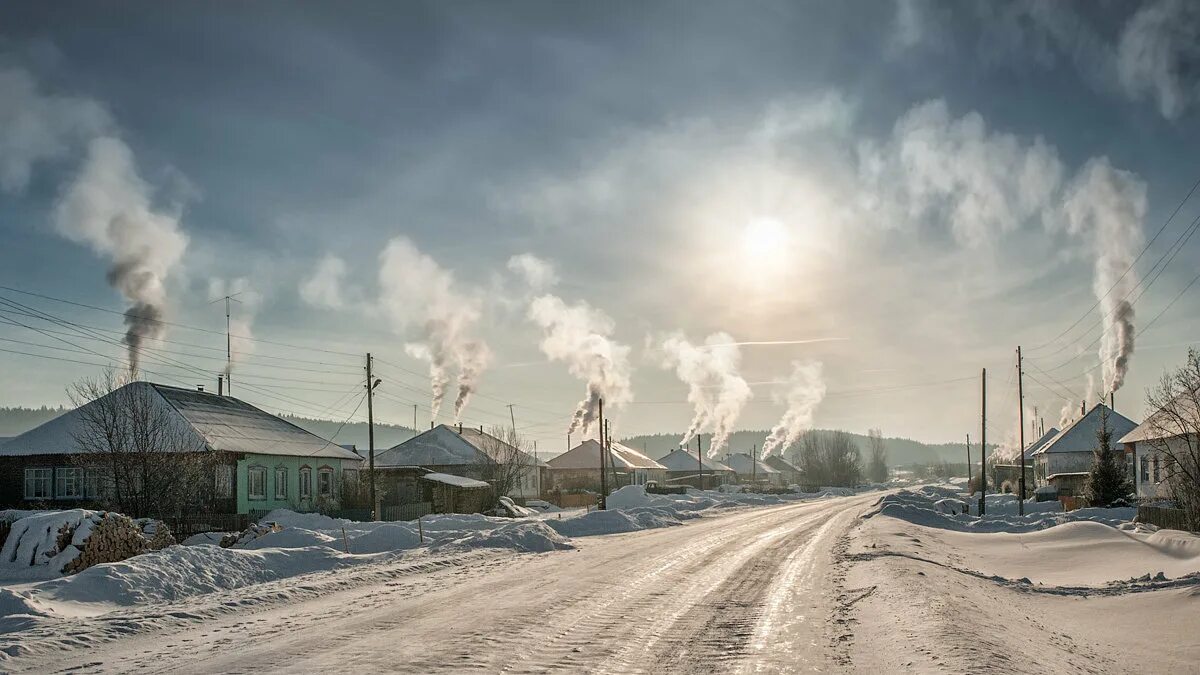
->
[1086,408,1133,507]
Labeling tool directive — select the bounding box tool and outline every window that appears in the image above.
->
[215,465,233,499]
[24,468,51,500]
[299,466,312,500]
[248,466,267,500]
[274,467,288,500]
[84,469,103,499]
[318,467,334,498]
[56,467,84,499]
[1141,456,1150,482]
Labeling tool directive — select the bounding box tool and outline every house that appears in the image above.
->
[547,439,667,492]
[1119,399,1195,501]
[722,452,782,486]
[1030,404,1138,497]
[763,455,801,486]
[992,427,1058,495]
[0,382,362,516]
[373,424,548,500]
[657,448,736,488]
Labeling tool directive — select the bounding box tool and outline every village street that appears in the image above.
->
[16,494,879,674]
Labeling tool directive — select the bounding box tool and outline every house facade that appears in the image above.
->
[1,382,361,516]
[1030,404,1138,496]
[1119,405,1194,501]
[374,424,548,500]
[763,455,801,486]
[547,439,668,492]
[722,452,783,486]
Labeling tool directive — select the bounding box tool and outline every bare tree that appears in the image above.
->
[473,425,533,504]
[866,428,888,483]
[1144,349,1200,529]
[69,372,215,518]
[794,430,863,488]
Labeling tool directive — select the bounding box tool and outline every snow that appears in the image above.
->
[846,485,1200,673]
[422,472,489,488]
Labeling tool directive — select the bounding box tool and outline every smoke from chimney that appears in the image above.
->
[760,360,826,458]
[528,293,632,436]
[656,331,751,457]
[378,237,490,423]
[1062,158,1146,397]
[54,137,189,374]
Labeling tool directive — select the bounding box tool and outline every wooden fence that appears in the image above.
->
[159,514,249,541]
[1137,505,1194,532]
[382,502,433,522]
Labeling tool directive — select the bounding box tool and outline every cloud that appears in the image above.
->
[0,65,111,194]
[507,253,559,291]
[1117,0,1200,120]
[299,253,351,308]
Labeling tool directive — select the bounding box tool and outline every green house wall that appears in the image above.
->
[235,453,356,515]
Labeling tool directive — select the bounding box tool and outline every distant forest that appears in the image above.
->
[0,406,985,466]
[620,429,993,467]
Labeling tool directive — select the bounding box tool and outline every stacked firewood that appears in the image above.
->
[59,513,175,575]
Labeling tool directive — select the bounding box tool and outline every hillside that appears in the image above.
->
[620,429,990,467]
[0,406,69,437]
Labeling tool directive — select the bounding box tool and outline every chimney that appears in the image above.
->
[1110,392,1115,411]
[1081,400,1085,416]
[197,384,205,393]
[217,375,224,397]
[458,422,463,434]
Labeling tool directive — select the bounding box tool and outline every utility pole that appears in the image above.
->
[980,367,987,516]
[752,443,757,486]
[210,293,241,395]
[966,433,971,488]
[413,404,417,430]
[1016,346,1027,516]
[365,353,381,520]
[508,404,517,432]
[598,398,606,509]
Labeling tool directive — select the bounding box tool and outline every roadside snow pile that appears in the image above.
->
[875,489,1135,533]
[547,507,684,537]
[435,521,573,553]
[0,510,173,581]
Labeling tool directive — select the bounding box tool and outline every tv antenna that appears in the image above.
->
[210,292,243,395]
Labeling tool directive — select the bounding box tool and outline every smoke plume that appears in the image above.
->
[760,360,826,458]
[1062,158,1146,396]
[54,137,189,374]
[378,237,490,422]
[528,294,632,435]
[656,332,752,457]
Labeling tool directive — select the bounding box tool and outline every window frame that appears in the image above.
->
[274,466,288,500]
[317,466,334,498]
[247,465,268,501]
[24,467,52,500]
[299,465,312,500]
[55,467,84,500]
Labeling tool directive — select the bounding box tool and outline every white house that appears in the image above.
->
[1119,400,1196,501]
[1030,403,1137,496]
[722,452,782,486]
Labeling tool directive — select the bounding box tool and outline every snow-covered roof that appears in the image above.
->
[722,453,780,475]
[1120,395,1198,444]
[1021,428,1060,460]
[1033,404,1138,456]
[762,455,799,473]
[421,472,490,489]
[375,424,545,469]
[547,439,667,471]
[0,382,360,461]
[1046,472,1090,480]
[656,448,735,473]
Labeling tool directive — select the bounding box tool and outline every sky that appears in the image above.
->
[2,1,1200,456]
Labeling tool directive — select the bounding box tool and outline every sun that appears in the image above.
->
[741,217,790,265]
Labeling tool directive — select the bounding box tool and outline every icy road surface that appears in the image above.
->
[18,494,878,674]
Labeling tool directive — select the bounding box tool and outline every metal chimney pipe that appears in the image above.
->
[217,375,224,397]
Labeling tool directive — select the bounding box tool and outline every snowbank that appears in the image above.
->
[874,488,1135,533]
[0,510,173,581]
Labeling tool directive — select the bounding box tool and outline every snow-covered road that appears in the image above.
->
[12,494,878,674]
